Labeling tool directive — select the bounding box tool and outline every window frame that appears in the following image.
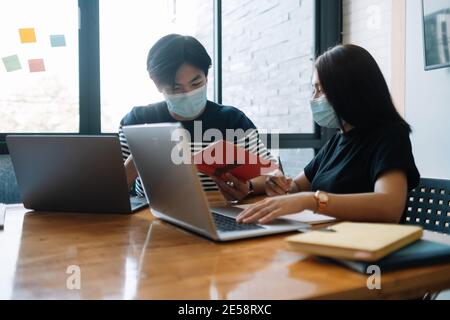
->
[0,0,342,155]
[0,0,100,155]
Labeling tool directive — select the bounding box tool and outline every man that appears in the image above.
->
[120,34,276,203]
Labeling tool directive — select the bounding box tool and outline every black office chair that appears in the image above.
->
[401,178,450,300]
[402,178,450,235]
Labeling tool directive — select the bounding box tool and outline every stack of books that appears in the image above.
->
[286,222,450,273]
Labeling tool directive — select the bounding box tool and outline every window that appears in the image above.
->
[0,0,79,133]
[220,0,338,173]
[1,0,342,156]
[100,0,215,133]
[270,148,315,178]
[222,0,316,135]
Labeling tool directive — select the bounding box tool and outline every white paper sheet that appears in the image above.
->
[235,205,336,225]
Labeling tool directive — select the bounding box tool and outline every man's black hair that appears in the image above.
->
[147,34,212,86]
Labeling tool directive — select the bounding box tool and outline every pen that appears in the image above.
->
[277,157,292,194]
[278,156,285,175]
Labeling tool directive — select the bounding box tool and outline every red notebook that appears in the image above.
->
[194,140,279,182]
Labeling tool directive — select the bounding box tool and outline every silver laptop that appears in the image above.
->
[6,135,148,214]
[123,123,305,242]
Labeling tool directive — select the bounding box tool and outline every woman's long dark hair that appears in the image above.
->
[315,44,411,132]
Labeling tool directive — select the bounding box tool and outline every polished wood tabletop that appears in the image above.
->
[1,203,450,300]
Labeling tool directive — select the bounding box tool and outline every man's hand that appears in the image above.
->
[125,155,138,190]
[212,173,251,202]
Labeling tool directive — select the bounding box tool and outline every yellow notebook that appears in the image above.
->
[286,222,423,262]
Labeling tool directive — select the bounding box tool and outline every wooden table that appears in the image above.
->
[1,204,450,300]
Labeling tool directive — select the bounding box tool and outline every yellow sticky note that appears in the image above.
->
[19,28,36,44]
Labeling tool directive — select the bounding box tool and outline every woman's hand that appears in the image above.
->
[212,174,251,202]
[265,175,295,197]
[237,193,315,224]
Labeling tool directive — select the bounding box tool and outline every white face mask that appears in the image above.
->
[164,85,208,119]
[310,96,341,129]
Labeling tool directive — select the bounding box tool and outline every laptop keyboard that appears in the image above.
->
[212,212,264,233]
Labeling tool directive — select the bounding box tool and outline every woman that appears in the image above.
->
[237,44,420,225]
[120,34,275,202]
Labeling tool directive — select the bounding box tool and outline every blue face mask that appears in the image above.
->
[310,96,341,129]
[164,85,208,119]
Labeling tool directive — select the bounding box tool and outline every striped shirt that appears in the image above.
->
[119,101,274,197]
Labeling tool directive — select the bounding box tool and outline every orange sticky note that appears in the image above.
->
[19,28,37,43]
[28,59,46,73]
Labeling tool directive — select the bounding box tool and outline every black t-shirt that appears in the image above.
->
[304,125,420,194]
[120,100,257,139]
[119,100,272,196]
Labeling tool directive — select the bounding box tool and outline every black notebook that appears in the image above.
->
[325,240,450,274]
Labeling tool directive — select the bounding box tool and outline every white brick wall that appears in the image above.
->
[196,0,397,133]
[193,0,397,173]
[194,0,316,171]
[343,0,393,87]
[191,0,216,100]
[196,0,316,134]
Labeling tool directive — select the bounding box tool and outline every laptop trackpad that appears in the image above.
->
[211,206,243,218]
[212,206,305,228]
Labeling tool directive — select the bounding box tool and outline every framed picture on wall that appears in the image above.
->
[422,0,450,70]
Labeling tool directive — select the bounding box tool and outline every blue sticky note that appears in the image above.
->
[50,35,66,47]
[2,55,22,72]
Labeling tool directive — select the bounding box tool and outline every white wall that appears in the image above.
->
[343,0,393,87]
[405,0,450,179]
[344,0,450,179]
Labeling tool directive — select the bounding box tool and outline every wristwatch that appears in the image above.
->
[314,190,329,213]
